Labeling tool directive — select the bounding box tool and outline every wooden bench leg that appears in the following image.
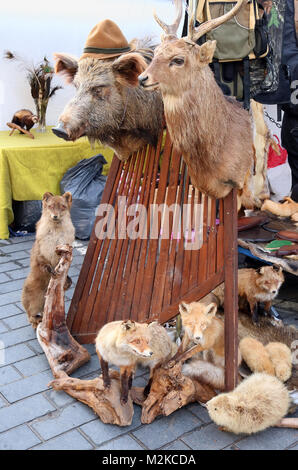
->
[224,189,238,391]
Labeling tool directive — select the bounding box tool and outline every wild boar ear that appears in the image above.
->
[179,301,189,315]
[63,191,72,208]
[206,302,217,317]
[113,52,148,87]
[53,53,78,84]
[197,40,217,65]
[42,192,54,202]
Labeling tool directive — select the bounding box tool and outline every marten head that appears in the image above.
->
[42,192,72,223]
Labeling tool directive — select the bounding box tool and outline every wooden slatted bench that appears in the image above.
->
[67,128,239,390]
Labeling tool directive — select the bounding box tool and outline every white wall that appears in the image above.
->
[0,0,281,139]
[0,0,181,130]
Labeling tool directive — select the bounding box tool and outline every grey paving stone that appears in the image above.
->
[15,258,30,268]
[0,321,8,333]
[187,404,212,424]
[0,424,41,450]
[181,423,240,450]
[7,267,30,281]
[31,402,96,440]
[96,434,145,450]
[0,325,36,348]
[9,235,35,244]
[0,290,23,307]
[132,409,201,449]
[236,427,298,450]
[289,443,298,450]
[0,262,18,274]
[162,440,191,451]
[0,365,22,385]
[0,394,7,408]
[14,355,50,377]
[0,343,35,367]
[0,303,22,319]
[0,241,34,254]
[0,279,25,295]
[0,369,53,403]
[0,394,55,433]
[45,389,75,408]
[32,429,93,450]
[81,405,142,446]
[3,313,28,330]
[72,354,100,378]
[1,251,29,262]
[26,339,44,354]
[0,273,10,283]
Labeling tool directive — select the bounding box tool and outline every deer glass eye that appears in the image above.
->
[170,57,185,67]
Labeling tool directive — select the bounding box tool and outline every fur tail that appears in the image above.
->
[182,359,225,391]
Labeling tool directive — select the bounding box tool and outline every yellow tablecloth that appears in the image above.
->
[0,127,114,239]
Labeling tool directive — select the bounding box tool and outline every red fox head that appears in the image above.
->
[119,320,153,357]
[256,266,284,297]
[42,192,72,222]
[179,300,217,344]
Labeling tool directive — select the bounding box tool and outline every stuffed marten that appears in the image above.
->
[11,109,38,132]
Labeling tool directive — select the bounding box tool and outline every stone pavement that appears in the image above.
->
[0,235,297,450]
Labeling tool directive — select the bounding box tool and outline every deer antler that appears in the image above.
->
[188,0,246,42]
[153,0,183,36]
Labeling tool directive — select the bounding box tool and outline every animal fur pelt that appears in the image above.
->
[238,312,298,390]
[206,373,290,434]
[238,239,298,276]
[251,100,276,204]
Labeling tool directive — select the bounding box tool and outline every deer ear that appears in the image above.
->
[113,52,148,87]
[197,40,217,65]
[53,53,78,84]
[179,301,189,315]
[206,302,217,317]
[63,192,72,208]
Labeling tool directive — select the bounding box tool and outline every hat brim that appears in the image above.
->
[79,43,136,61]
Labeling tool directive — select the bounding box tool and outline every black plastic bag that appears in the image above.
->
[60,154,107,240]
[12,200,42,232]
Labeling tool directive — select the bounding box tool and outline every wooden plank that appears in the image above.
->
[67,156,121,331]
[223,188,238,391]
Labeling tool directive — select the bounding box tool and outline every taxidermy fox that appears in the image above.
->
[95,320,177,405]
[179,299,241,389]
[22,192,75,328]
[212,266,284,324]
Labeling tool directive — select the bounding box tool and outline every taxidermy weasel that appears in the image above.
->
[22,192,75,328]
[212,266,284,324]
[206,373,290,434]
[11,109,38,132]
[95,320,177,405]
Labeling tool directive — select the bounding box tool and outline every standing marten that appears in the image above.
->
[22,192,75,328]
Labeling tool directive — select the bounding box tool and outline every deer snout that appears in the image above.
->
[138,75,149,87]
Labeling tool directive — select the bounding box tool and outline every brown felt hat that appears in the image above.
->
[80,19,135,60]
